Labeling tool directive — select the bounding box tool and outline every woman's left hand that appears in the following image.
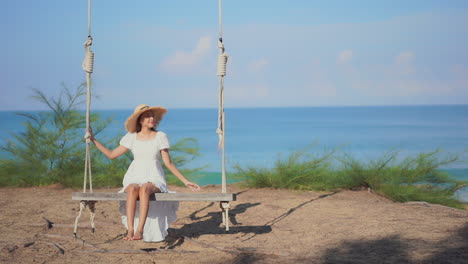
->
[185,181,201,191]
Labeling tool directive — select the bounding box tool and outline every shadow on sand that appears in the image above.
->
[164,190,339,253]
[170,201,272,239]
[211,222,467,264]
[316,223,468,264]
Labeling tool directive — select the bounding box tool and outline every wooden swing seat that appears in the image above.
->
[72,192,236,235]
[72,192,236,202]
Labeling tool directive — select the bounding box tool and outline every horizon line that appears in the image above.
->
[1,103,468,112]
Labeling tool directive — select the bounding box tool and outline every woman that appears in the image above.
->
[89,104,200,241]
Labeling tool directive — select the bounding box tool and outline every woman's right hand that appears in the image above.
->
[185,181,201,192]
[85,127,95,142]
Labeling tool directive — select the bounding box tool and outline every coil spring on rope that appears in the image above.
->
[82,37,94,73]
[217,39,228,77]
[217,53,228,76]
[83,51,94,73]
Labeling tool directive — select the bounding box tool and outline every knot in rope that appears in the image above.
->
[217,54,228,76]
[217,38,225,53]
[84,128,91,144]
[217,39,228,77]
[216,127,224,149]
[221,201,231,210]
[82,36,94,73]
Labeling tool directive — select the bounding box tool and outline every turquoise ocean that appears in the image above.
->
[1,105,467,201]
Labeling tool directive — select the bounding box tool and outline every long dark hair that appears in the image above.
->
[136,113,158,133]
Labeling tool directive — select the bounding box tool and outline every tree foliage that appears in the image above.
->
[0,83,202,187]
[234,146,468,209]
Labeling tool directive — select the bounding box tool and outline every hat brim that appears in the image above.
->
[125,106,167,133]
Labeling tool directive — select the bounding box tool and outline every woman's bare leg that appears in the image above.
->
[133,183,160,240]
[124,184,140,240]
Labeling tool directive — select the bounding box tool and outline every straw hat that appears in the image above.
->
[125,104,167,133]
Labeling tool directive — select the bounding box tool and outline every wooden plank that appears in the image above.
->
[155,193,236,201]
[72,192,236,201]
[72,192,126,201]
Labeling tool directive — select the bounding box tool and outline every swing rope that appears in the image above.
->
[74,0,233,236]
[74,0,96,238]
[216,0,229,194]
[216,0,231,231]
[82,0,94,193]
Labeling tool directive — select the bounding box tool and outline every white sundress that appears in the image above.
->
[118,131,179,242]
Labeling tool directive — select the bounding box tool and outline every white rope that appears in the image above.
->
[216,77,226,193]
[82,0,94,73]
[87,0,92,36]
[217,40,228,76]
[82,38,94,73]
[73,201,96,237]
[73,201,86,237]
[76,1,95,238]
[88,201,96,233]
[82,0,93,193]
[221,202,230,231]
[216,0,228,194]
[218,0,223,39]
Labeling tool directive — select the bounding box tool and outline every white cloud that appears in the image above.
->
[395,51,415,75]
[306,83,338,97]
[337,50,353,65]
[226,83,269,102]
[247,58,269,73]
[395,51,414,64]
[91,9,468,109]
[451,64,468,92]
[159,36,212,73]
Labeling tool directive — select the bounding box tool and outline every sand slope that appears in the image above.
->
[0,184,467,263]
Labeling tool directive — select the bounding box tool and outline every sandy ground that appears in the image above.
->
[0,184,467,264]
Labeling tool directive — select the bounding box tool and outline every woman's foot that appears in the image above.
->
[123,230,133,241]
[131,231,143,241]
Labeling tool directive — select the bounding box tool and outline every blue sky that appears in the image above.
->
[2,0,468,110]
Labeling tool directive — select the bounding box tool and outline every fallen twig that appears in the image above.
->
[26,223,90,228]
[405,201,430,207]
[42,242,65,254]
[404,201,468,212]
[80,248,198,254]
[23,241,35,247]
[40,234,97,249]
[183,237,290,257]
[42,217,54,229]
